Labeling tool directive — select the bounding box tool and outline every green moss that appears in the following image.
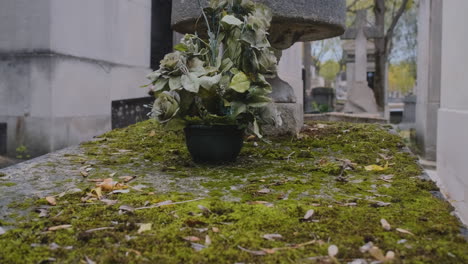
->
[0,120,466,263]
[0,182,17,187]
[0,172,6,177]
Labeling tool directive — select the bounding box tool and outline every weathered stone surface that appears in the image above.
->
[171,0,346,49]
[263,103,303,135]
[268,76,297,103]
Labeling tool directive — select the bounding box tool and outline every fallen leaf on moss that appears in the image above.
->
[328,245,338,257]
[36,208,49,218]
[137,223,152,234]
[303,209,314,220]
[248,201,274,207]
[80,170,89,177]
[360,242,373,253]
[100,199,118,206]
[381,219,391,230]
[237,245,267,256]
[85,227,115,233]
[396,228,414,236]
[386,251,396,260]
[257,188,271,194]
[263,234,283,241]
[365,164,386,171]
[149,130,156,137]
[91,187,103,199]
[191,243,206,251]
[99,178,116,191]
[212,227,220,233]
[119,205,135,213]
[109,172,117,177]
[183,236,201,242]
[197,205,211,214]
[46,196,57,206]
[48,224,72,231]
[379,174,394,183]
[84,256,96,264]
[369,246,386,261]
[119,176,136,183]
[205,235,212,246]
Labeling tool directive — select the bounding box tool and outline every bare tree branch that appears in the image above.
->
[385,0,409,46]
[347,0,360,12]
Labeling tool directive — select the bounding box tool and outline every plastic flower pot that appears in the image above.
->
[184,125,244,164]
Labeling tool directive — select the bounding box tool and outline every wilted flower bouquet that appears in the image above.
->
[146,0,278,137]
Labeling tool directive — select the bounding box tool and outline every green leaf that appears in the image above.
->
[230,101,247,117]
[164,118,186,131]
[188,58,206,77]
[169,76,182,90]
[173,43,188,52]
[247,95,271,108]
[181,73,200,93]
[199,74,222,90]
[253,119,262,138]
[221,15,243,26]
[154,78,169,92]
[147,71,161,82]
[229,72,251,93]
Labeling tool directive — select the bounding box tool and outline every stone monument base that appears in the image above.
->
[343,81,379,114]
[263,103,304,136]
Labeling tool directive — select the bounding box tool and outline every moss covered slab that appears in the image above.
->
[0,120,466,263]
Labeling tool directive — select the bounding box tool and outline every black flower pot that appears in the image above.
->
[184,125,244,164]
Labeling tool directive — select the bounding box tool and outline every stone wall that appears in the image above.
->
[437,0,468,224]
[0,0,152,157]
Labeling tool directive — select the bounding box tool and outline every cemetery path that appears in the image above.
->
[0,120,466,263]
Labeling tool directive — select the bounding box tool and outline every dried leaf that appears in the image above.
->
[119,205,135,213]
[365,165,386,171]
[149,130,156,137]
[37,208,49,218]
[99,178,116,191]
[205,235,212,246]
[101,199,118,206]
[212,227,220,233]
[191,242,206,251]
[248,201,274,207]
[198,205,211,213]
[359,242,373,253]
[328,245,339,257]
[91,187,103,199]
[257,188,271,194]
[396,228,414,236]
[183,236,201,242]
[87,179,104,183]
[137,223,152,234]
[85,256,96,264]
[45,196,57,206]
[369,246,386,261]
[111,189,130,194]
[385,251,396,260]
[379,175,394,183]
[48,225,72,231]
[119,176,137,183]
[380,219,391,231]
[303,209,314,220]
[237,245,267,256]
[373,201,391,207]
[263,234,283,241]
[85,227,115,233]
[80,170,89,177]
[109,172,117,177]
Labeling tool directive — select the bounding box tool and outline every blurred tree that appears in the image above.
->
[319,60,341,86]
[388,62,416,93]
